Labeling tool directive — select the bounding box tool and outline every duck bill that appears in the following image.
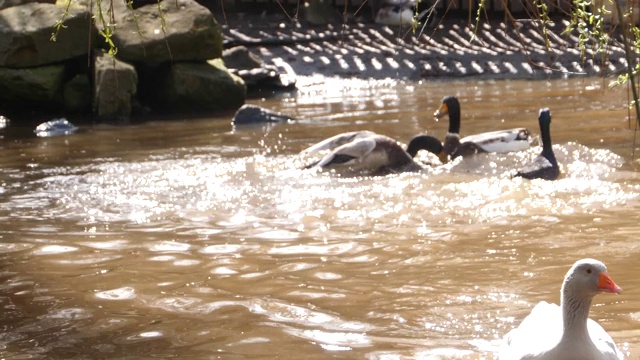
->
[598,272,622,294]
[434,103,448,119]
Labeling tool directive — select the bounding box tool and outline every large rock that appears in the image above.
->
[1,0,37,10]
[0,64,65,107]
[0,3,93,68]
[63,73,91,113]
[33,118,78,137]
[222,46,264,71]
[232,104,293,125]
[223,46,297,91]
[0,0,55,10]
[110,0,223,64]
[157,60,245,112]
[0,0,23,10]
[93,51,138,121]
[303,0,343,24]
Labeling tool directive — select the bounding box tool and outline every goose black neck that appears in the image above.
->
[446,99,461,134]
[539,117,556,164]
[406,135,443,158]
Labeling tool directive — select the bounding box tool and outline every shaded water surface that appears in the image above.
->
[1,77,640,359]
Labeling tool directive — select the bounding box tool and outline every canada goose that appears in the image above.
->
[433,96,532,160]
[514,108,560,181]
[302,131,445,175]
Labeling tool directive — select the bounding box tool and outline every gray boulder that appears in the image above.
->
[232,104,293,125]
[34,118,78,137]
[0,3,93,68]
[110,0,223,64]
[0,115,8,129]
[158,59,246,112]
[223,46,297,90]
[303,0,343,24]
[63,73,91,113]
[93,51,138,121]
[0,115,7,139]
[222,46,264,71]
[0,0,54,10]
[0,0,23,10]
[0,64,65,106]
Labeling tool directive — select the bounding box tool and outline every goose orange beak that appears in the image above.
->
[434,103,448,119]
[598,272,622,294]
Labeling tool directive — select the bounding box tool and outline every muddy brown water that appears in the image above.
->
[1,76,640,359]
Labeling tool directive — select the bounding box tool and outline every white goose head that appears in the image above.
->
[562,258,622,303]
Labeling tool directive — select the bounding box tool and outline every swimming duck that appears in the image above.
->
[499,258,623,360]
[514,108,560,181]
[302,131,445,175]
[433,96,532,160]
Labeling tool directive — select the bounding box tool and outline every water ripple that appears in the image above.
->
[33,245,78,255]
[248,298,373,332]
[95,287,137,300]
[0,242,34,253]
[268,242,360,255]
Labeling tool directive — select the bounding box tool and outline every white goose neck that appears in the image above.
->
[560,291,592,341]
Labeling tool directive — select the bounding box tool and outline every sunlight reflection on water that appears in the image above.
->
[2,78,640,359]
[21,137,632,232]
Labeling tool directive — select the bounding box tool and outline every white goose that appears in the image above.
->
[499,258,623,360]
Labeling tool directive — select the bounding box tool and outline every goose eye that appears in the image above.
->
[586,268,592,274]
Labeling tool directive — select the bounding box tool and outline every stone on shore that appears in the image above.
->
[232,104,293,125]
[222,46,264,71]
[0,64,65,107]
[93,52,138,121]
[155,59,246,112]
[223,46,297,90]
[0,3,93,68]
[110,0,223,64]
[63,74,91,113]
[1,0,54,10]
[303,0,343,24]
[34,118,78,137]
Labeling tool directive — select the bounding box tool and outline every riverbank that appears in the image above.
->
[0,5,627,131]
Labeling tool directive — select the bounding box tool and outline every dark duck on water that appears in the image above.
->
[302,131,445,176]
[514,108,560,181]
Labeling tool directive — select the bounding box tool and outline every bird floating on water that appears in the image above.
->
[499,258,623,360]
[302,130,445,175]
[513,108,560,181]
[433,96,532,161]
